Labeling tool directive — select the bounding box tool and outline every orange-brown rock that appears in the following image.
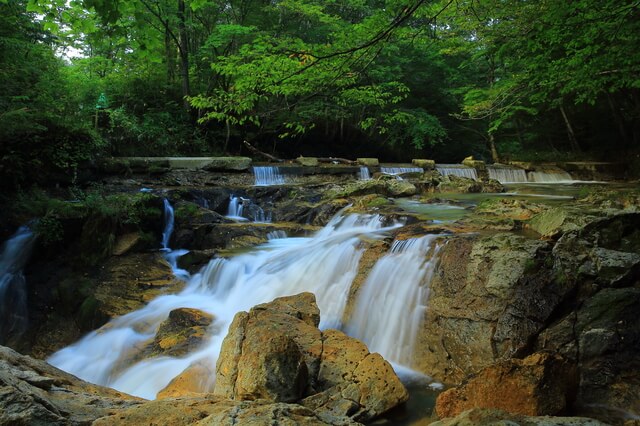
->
[435,352,576,419]
[214,292,408,423]
[156,360,215,398]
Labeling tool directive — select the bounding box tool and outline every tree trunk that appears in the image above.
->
[177,0,190,112]
[488,132,500,163]
[165,26,175,84]
[607,92,630,147]
[559,105,581,152]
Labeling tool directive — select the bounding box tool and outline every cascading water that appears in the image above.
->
[436,164,478,180]
[226,195,271,223]
[487,166,528,183]
[346,236,441,367]
[359,166,371,180]
[528,170,574,183]
[48,212,404,399]
[253,166,286,186]
[381,166,423,175]
[160,199,188,280]
[0,226,36,343]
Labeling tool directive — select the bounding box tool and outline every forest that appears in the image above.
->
[1,0,639,191]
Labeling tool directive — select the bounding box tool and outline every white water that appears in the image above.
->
[161,199,189,280]
[381,166,423,175]
[436,164,478,180]
[528,170,574,183]
[346,236,441,367]
[253,166,286,186]
[226,195,271,223]
[48,212,407,399]
[0,226,36,342]
[359,166,371,180]
[487,166,528,183]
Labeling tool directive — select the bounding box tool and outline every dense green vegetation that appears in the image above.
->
[1,0,638,191]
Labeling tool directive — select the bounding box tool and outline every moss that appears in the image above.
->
[77,295,108,332]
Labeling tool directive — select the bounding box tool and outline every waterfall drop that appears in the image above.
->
[0,226,36,343]
[436,164,478,180]
[253,166,286,186]
[346,235,441,367]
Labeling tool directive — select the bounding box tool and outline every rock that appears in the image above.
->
[214,293,408,422]
[357,158,379,166]
[435,352,576,418]
[462,158,486,171]
[152,308,214,357]
[297,156,319,167]
[414,233,555,383]
[112,232,141,256]
[537,288,640,423]
[157,361,215,398]
[0,345,140,425]
[325,179,417,199]
[202,156,252,171]
[430,408,608,426]
[412,159,436,170]
[437,175,482,193]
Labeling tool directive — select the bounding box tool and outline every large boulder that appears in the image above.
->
[414,233,554,383]
[435,352,576,418]
[214,293,408,423]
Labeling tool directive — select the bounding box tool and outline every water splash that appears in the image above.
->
[48,212,403,399]
[346,236,441,366]
[436,164,478,180]
[253,166,286,186]
[0,226,36,343]
[226,195,271,223]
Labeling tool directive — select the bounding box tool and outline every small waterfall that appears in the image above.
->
[346,236,440,366]
[253,166,286,186]
[0,226,36,343]
[359,166,371,180]
[436,164,478,180]
[528,170,574,183]
[161,199,174,250]
[380,166,423,175]
[267,230,288,240]
[48,211,404,399]
[160,199,188,280]
[226,195,271,223]
[487,166,528,183]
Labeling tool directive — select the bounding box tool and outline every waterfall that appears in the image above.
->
[487,166,528,183]
[161,199,174,250]
[359,166,371,180]
[48,212,404,399]
[0,226,36,343]
[226,195,271,223]
[160,199,188,280]
[346,236,440,367]
[528,170,574,183]
[380,166,423,175]
[253,166,286,186]
[436,164,478,180]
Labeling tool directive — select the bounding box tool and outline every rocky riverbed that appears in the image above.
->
[1,163,639,425]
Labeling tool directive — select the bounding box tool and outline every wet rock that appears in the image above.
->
[157,360,215,398]
[151,308,214,357]
[430,408,608,426]
[0,345,140,425]
[414,233,555,383]
[325,179,417,199]
[437,175,482,193]
[528,207,598,238]
[435,352,576,418]
[214,293,408,422]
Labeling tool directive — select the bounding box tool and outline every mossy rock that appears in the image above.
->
[202,157,252,171]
